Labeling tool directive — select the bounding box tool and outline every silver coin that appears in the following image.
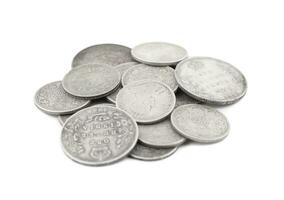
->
[138,117,186,148]
[63,64,120,99]
[121,64,178,91]
[34,81,90,115]
[175,89,201,108]
[130,143,178,161]
[131,42,188,66]
[175,57,247,105]
[171,104,229,143]
[61,105,139,166]
[116,81,176,124]
[72,44,133,68]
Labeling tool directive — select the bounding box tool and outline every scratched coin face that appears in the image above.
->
[138,117,186,148]
[63,64,120,99]
[61,106,139,166]
[175,57,247,105]
[34,81,90,115]
[130,143,178,161]
[175,89,201,108]
[116,81,176,124]
[72,44,133,68]
[122,64,178,91]
[171,104,229,143]
[131,42,188,66]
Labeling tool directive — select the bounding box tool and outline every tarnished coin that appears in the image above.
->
[63,64,120,99]
[130,143,178,161]
[122,64,178,91]
[61,106,139,166]
[175,57,247,105]
[171,104,229,143]
[131,42,187,66]
[175,89,201,108]
[72,44,133,68]
[106,62,139,103]
[116,81,176,124]
[34,81,90,115]
[138,117,186,148]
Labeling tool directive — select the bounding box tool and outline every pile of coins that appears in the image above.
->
[34,42,247,166]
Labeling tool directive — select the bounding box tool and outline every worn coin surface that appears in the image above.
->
[130,143,178,161]
[175,57,247,105]
[131,42,187,66]
[175,89,201,108]
[61,105,139,166]
[171,104,229,143]
[138,117,186,148]
[63,64,120,99]
[116,81,176,124]
[122,64,178,91]
[34,81,90,115]
[72,44,133,68]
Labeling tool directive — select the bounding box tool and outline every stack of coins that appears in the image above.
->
[34,42,247,166]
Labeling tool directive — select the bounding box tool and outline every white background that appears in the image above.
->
[0,0,283,199]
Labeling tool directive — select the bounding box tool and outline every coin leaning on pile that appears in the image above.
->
[34,42,247,166]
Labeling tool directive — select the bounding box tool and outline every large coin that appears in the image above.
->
[116,81,176,124]
[121,64,178,91]
[138,117,186,148]
[63,64,120,99]
[72,44,133,68]
[61,105,139,166]
[171,104,229,143]
[34,81,90,115]
[175,89,201,108]
[131,42,187,66]
[130,143,178,161]
[175,57,247,105]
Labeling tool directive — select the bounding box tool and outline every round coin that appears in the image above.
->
[62,64,120,99]
[72,44,133,68]
[34,81,90,115]
[130,143,178,161]
[175,57,247,105]
[116,81,176,124]
[138,117,186,148]
[122,64,178,91]
[61,105,139,166]
[131,42,187,66]
[171,104,229,143]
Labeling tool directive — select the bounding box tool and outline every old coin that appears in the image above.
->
[62,64,120,99]
[138,117,186,148]
[131,42,187,66]
[116,81,176,124]
[61,105,139,166]
[175,89,201,108]
[34,81,90,115]
[130,143,178,161]
[72,44,133,68]
[121,64,178,91]
[175,57,247,105]
[171,104,229,143]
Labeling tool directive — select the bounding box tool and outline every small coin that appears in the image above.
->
[61,105,139,166]
[175,89,201,108]
[116,81,176,124]
[175,57,247,105]
[130,143,178,161]
[131,42,187,66]
[122,64,178,91]
[138,117,186,148]
[171,104,229,143]
[72,44,133,68]
[34,81,90,115]
[63,64,120,99]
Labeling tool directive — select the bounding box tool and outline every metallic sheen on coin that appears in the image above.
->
[61,105,139,166]
[34,81,90,115]
[175,57,247,105]
[72,44,133,68]
[131,42,187,66]
[116,81,176,124]
[171,104,229,143]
